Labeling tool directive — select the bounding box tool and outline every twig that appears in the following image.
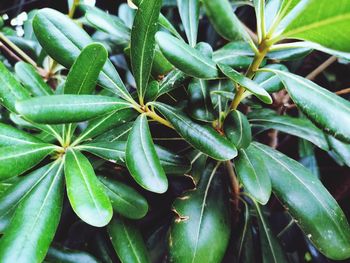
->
[0,41,22,62]
[305,56,337,81]
[225,160,240,222]
[336,88,350,96]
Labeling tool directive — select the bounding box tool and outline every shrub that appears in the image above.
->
[0,0,349,262]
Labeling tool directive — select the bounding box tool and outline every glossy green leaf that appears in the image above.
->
[177,0,199,46]
[224,110,252,149]
[73,108,137,145]
[213,42,255,70]
[46,245,100,263]
[144,80,159,102]
[94,122,134,142]
[235,146,272,204]
[33,8,132,101]
[0,162,59,232]
[0,61,30,112]
[108,216,151,263]
[251,142,350,260]
[64,43,108,95]
[188,78,216,122]
[126,114,168,193]
[0,143,57,180]
[130,0,162,101]
[249,109,329,150]
[155,32,219,79]
[278,0,350,53]
[267,44,312,61]
[157,69,187,97]
[218,63,272,104]
[272,70,350,143]
[169,163,231,263]
[98,176,148,219]
[16,95,133,124]
[0,160,64,262]
[84,5,130,45]
[154,102,237,161]
[327,135,350,167]
[253,201,289,263]
[64,149,112,227]
[0,122,42,146]
[79,140,191,175]
[253,0,266,43]
[151,47,174,77]
[15,62,53,97]
[254,64,288,93]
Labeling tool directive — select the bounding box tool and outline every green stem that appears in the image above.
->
[0,32,37,67]
[230,39,271,110]
[68,0,80,18]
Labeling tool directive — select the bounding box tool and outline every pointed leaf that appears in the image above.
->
[253,201,289,263]
[218,63,272,104]
[0,123,42,146]
[33,8,132,101]
[169,163,231,263]
[235,146,272,204]
[272,70,350,143]
[16,95,133,124]
[279,0,350,53]
[108,216,151,263]
[98,176,148,219]
[224,110,252,149]
[0,143,57,180]
[248,109,329,150]
[15,62,53,96]
[64,43,108,95]
[126,114,168,193]
[0,61,30,112]
[155,32,219,79]
[0,160,64,262]
[177,0,199,46]
[154,102,237,161]
[188,78,216,122]
[64,149,113,227]
[131,0,162,101]
[251,142,350,260]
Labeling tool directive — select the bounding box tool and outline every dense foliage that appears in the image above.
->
[0,0,350,262]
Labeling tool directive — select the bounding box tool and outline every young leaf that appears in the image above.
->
[33,8,132,101]
[272,70,350,143]
[235,146,272,204]
[154,103,237,161]
[98,176,149,219]
[0,143,57,180]
[253,201,289,263]
[169,163,231,263]
[253,0,266,43]
[126,114,168,194]
[251,142,350,260]
[155,32,219,79]
[278,0,350,53]
[202,0,255,50]
[0,61,30,112]
[16,95,133,124]
[0,162,59,232]
[130,0,162,102]
[218,63,272,104]
[224,110,252,149]
[0,160,64,262]
[64,43,108,95]
[188,78,216,122]
[15,62,53,96]
[0,123,42,146]
[248,109,329,150]
[177,0,199,46]
[108,216,151,263]
[64,149,113,227]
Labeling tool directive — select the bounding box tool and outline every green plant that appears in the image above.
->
[0,0,350,262]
